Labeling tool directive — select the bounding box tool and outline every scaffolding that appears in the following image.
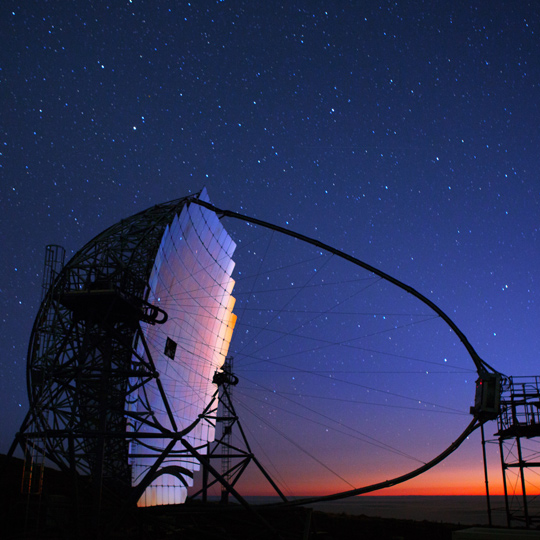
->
[497,376,540,527]
[192,357,287,506]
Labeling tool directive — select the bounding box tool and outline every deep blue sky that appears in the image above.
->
[1,1,539,495]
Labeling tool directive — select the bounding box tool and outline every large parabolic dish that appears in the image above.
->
[19,189,237,506]
[15,189,500,511]
[130,194,237,505]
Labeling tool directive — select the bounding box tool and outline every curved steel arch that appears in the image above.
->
[190,197,502,504]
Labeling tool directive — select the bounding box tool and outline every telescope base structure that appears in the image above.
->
[496,376,540,529]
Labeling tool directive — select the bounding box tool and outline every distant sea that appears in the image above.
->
[244,495,510,526]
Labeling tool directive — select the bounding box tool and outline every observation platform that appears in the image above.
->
[496,376,540,440]
[59,287,166,325]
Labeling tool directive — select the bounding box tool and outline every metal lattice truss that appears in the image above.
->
[16,193,222,496]
[496,376,540,527]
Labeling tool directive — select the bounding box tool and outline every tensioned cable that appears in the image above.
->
[233,255,333,286]
[133,201,489,506]
[235,377,425,463]
[238,386,470,415]
[148,249,234,357]
[144,242,470,444]
[159,279,442,376]
[239,368,472,374]
[231,275,378,295]
[235,316,475,372]
[235,312,440,343]
[237,270,383,368]
[237,307,433,317]
[192,198,500,376]
[230,228,277,358]
[238,357,465,414]
[158,218,453,391]
[233,393,357,490]
[230,404,295,497]
[266,417,482,506]
[234,235,340,362]
[137,329,212,405]
[145,345,224,423]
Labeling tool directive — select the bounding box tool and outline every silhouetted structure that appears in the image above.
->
[8,191,535,538]
[8,190,249,529]
[496,376,540,527]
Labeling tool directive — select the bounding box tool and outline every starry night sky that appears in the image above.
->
[1,1,539,496]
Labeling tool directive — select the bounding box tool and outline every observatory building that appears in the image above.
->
[14,189,237,506]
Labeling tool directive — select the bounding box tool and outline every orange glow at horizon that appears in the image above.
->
[239,479,508,498]
[217,425,528,499]
[232,462,511,497]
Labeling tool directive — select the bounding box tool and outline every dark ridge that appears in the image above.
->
[0,453,482,539]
